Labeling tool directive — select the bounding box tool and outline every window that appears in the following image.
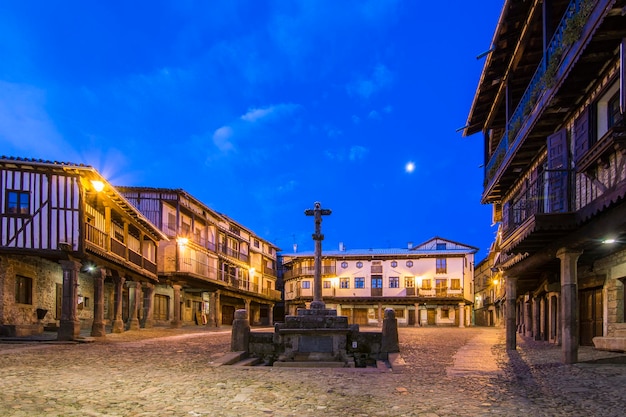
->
[394,309,405,319]
[371,276,383,288]
[441,308,449,319]
[389,277,399,288]
[404,276,415,288]
[436,257,447,274]
[436,243,446,250]
[450,278,461,290]
[341,261,348,269]
[406,261,413,267]
[301,280,311,289]
[356,261,363,268]
[6,190,30,215]
[390,261,398,268]
[608,93,621,128]
[355,277,365,288]
[323,280,331,289]
[436,279,447,289]
[15,275,33,304]
[254,239,260,248]
[340,277,350,289]
[421,279,432,290]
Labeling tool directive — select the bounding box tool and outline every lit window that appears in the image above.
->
[451,279,461,290]
[323,280,331,289]
[340,277,350,289]
[404,277,414,288]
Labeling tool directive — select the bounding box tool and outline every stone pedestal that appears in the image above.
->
[275,308,354,366]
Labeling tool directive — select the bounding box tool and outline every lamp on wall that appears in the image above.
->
[90,180,105,192]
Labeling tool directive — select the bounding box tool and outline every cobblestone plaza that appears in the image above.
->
[1,327,626,416]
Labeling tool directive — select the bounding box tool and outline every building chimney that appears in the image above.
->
[339,242,345,251]
[407,242,413,249]
[293,243,298,253]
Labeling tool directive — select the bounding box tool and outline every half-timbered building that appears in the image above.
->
[464,0,626,362]
[117,187,281,326]
[0,157,166,339]
[281,237,476,327]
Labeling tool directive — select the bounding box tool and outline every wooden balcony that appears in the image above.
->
[218,245,249,263]
[576,125,626,174]
[283,265,336,280]
[84,223,158,276]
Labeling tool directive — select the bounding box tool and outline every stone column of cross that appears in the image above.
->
[304,202,332,309]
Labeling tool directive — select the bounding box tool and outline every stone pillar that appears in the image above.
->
[414,303,420,326]
[533,296,541,340]
[230,309,250,352]
[244,299,252,322]
[142,283,155,328]
[380,309,399,359]
[420,305,427,326]
[458,302,465,328]
[557,248,582,364]
[58,260,82,341]
[171,284,182,328]
[90,268,106,337]
[126,281,141,331]
[377,302,383,326]
[208,292,217,327]
[524,295,532,337]
[215,290,222,328]
[112,275,126,333]
[268,303,274,325]
[505,275,517,350]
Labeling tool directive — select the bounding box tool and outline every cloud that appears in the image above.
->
[347,63,394,100]
[240,103,299,123]
[0,81,79,161]
[349,145,368,161]
[212,126,235,152]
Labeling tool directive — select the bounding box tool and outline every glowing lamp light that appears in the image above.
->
[493,279,499,285]
[176,237,189,246]
[90,180,105,192]
[249,267,256,275]
[602,238,616,244]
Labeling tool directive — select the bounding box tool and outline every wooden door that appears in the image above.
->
[427,309,436,325]
[547,128,569,213]
[354,308,369,325]
[222,305,235,325]
[580,288,603,346]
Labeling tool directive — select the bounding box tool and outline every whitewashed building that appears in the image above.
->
[281,237,477,327]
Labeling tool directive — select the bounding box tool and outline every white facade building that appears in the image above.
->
[281,237,477,327]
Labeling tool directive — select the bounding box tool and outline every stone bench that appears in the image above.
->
[593,337,626,352]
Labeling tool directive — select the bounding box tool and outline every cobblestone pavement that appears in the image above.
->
[1,326,626,417]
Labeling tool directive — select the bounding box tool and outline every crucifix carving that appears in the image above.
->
[305,202,332,309]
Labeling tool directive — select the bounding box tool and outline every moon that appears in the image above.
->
[405,161,415,173]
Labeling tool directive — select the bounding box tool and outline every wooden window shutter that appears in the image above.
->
[547,128,569,213]
[573,107,590,164]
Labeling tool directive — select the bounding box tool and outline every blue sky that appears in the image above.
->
[0,0,502,259]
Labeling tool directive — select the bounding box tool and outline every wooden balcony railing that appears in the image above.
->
[85,222,158,276]
[283,265,336,280]
[485,0,590,187]
[219,245,249,263]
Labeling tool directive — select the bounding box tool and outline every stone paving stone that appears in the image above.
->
[1,326,626,416]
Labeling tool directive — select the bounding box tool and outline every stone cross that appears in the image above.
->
[304,202,332,309]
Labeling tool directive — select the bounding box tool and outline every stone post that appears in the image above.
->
[377,302,383,326]
[458,302,465,328]
[126,281,141,331]
[230,309,250,352]
[171,284,182,328]
[380,308,399,359]
[557,248,582,364]
[142,283,155,328]
[305,202,331,310]
[112,275,126,333]
[524,295,532,337]
[244,299,252,322]
[58,260,82,341]
[90,268,106,337]
[505,275,517,350]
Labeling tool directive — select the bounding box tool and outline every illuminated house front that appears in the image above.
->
[281,237,477,327]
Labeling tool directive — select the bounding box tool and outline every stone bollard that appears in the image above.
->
[231,309,250,352]
[380,308,399,358]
